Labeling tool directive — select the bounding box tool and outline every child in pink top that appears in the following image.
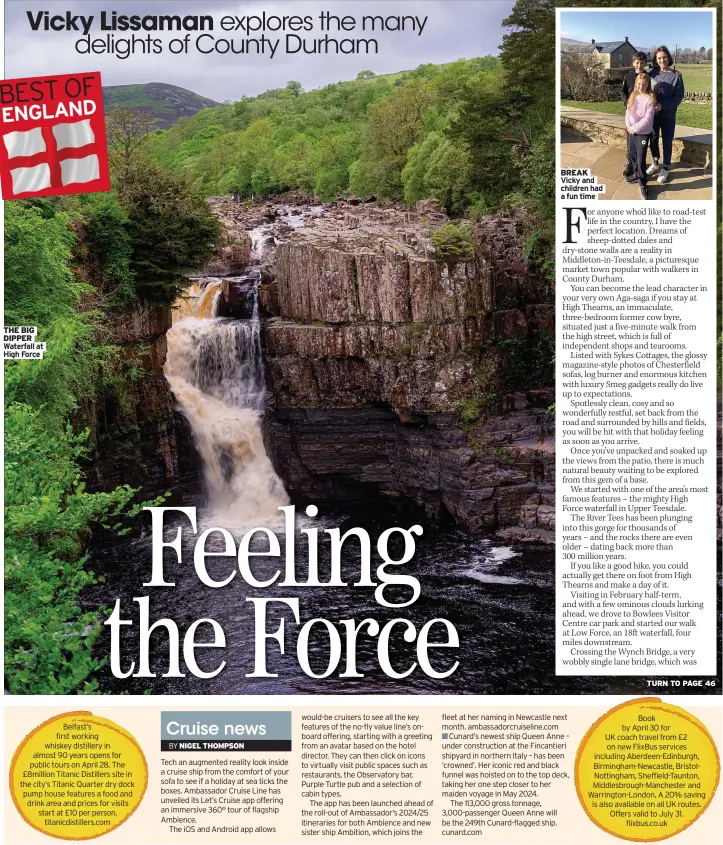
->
[625,73,656,200]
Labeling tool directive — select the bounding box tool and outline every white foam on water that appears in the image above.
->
[463,570,524,586]
[489,546,519,563]
[462,545,523,585]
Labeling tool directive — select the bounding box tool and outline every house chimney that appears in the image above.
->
[591,39,595,45]
[624,35,629,42]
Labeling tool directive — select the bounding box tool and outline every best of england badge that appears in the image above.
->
[0,72,110,199]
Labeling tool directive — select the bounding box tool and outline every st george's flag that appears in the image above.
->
[0,72,110,199]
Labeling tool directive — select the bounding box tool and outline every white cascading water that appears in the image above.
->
[165,229,289,527]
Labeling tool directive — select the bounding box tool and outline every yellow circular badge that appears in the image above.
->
[10,711,148,840]
[575,697,719,841]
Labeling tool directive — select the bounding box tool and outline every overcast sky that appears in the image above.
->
[5,1,514,102]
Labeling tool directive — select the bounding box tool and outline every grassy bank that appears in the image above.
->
[675,63,712,94]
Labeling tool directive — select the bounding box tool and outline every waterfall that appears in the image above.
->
[165,258,288,526]
[167,316,266,410]
[195,281,223,319]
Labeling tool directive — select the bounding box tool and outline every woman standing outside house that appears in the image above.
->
[648,45,685,184]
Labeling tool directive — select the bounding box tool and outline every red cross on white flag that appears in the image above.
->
[0,72,110,199]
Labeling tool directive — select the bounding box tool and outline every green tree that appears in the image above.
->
[106,108,158,172]
[5,404,139,694]
[115,158,220,303]
[81,193,135,304]
[350,79,435,196]
[452,0,556,210]
[222,118,275,196]
[402,132,472,213]
[499,0,555,105]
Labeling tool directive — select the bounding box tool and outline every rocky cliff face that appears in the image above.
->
[199,199,253,277]
[81,299,201,500]
[261,200,555,540]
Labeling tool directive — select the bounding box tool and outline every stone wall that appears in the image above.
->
[683,91,712,103]
[561,113,712,169]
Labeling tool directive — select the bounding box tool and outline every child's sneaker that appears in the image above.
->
[639,183,650,200]
[646,161,660,176]
[625,173,638,183]
[657,168,670,184]
[622,165,634,179]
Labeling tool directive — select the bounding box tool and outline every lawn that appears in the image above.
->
[561,100,712,130]
[675,63,712,94]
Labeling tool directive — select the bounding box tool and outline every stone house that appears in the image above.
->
[590,36,638,68]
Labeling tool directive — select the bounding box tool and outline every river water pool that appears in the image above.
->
[84,507,715,695]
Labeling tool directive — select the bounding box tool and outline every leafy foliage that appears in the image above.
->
[81,192,135,304]
[402,132,473,213]
[455,394,500,428]
[142,20,561,224]
[5,201,80,330]
[149,58,502,213]
[4,112,219,693]
[451,0,555,218]
[115,158,220,304]
[5,404,139,694]
[4,202,110,422]
[3,200,163,694]
[105,108,222,304]
[430,223,475,261]
[487,332,555,393]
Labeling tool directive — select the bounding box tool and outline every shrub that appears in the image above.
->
[560,50,609,102]
[455,393,499,427]
[430,223,474,261]
[466,194,491,220]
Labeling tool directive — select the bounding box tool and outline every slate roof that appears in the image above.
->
[593,41,636,53]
